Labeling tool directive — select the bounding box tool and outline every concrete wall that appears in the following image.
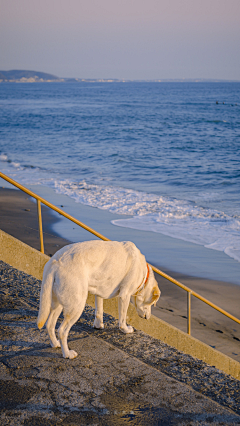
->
[0,228,239,380]
[0,229,49,278]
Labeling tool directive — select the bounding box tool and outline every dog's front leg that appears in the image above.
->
[93,296,104,329]
[118,295,134,334]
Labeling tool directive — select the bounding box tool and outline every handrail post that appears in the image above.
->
[37,199,44,254]
[187,291,191,335]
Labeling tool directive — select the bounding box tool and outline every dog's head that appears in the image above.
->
[131,266,161,319]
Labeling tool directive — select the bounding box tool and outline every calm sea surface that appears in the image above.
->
[0,82,240,263]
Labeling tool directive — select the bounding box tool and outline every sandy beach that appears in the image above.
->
[0,187,71,256]
[0,187,239,362]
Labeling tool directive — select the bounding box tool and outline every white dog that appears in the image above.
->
[37,240,160,359]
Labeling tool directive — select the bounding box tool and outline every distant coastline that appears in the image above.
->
[0,69,64,83]
[0,69,239,83]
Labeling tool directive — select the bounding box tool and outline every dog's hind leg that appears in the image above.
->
[46,303,63,348]
[58,311,82,359]
[58,291,88,359]
[93,296,104,329]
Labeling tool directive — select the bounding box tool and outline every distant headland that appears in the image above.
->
[0,70,239,83]
[0,70,63,83]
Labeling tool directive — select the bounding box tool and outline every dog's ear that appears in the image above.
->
[151,287,160,306]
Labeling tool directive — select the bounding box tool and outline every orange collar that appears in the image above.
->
[132,264,150,296]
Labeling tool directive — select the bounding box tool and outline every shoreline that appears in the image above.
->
[0,186,240,361]
[2,177,240,285]
[0,187,71,256]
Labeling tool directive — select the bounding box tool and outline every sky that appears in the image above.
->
[0,0,240,80]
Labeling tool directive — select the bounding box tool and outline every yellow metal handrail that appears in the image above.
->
[1,171,240,335]
[0,172,109,242]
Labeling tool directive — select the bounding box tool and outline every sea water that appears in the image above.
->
[0,82,240,279]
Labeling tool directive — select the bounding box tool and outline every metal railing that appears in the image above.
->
[1,171,240,336]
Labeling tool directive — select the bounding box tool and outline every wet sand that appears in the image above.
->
[0,187,239,362]
[0,187,71,256]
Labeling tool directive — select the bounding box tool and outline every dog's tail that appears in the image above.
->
[37,260,57,329]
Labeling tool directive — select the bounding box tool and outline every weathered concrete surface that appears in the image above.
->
[1,229,240,380]
[0,262,240,425]
[1,334,240,426]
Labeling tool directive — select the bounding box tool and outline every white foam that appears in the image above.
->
[112,213,240,263]
[0,154,52,185]
[53,179,170,215]
[0,154,8,161]
[11,162,21,168]
[1,157,240,263]
[53,179,240,263]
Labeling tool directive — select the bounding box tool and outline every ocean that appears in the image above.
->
[0,81,240,281]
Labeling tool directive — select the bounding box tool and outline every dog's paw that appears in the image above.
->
[93,318,104,329]
[120,325,134,334]
[67,350,78,359]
